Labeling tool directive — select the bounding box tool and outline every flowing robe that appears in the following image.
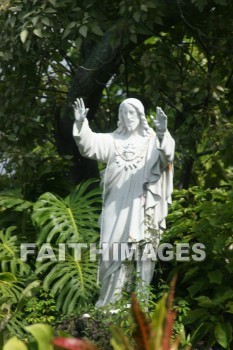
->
[73,119,175,306]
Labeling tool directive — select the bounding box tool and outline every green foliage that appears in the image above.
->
[0,226,30,275]
[32,179,101,244]
[31,179,101,313]
[25,323,54,350]
[0,279,41,342]
[160,186,233,349]
[23,290,57,325]
[79,284,156,341]
[2,284,187,350]
[1,0,233,348]
[0,193,32,212]
[36,250,98,314]
[55,278,190,350]
[1,0,233,192]
[0,180,102,338]
[3,336,28,350]
[0,190,33,241]
[0,272,22,306]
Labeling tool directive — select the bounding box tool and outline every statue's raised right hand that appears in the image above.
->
[73,98,89,122]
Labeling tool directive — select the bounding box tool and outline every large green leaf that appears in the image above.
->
[0,272,23,303]
[32,179,101,244]
[0,192,32,212]
[25,324,53,350]
[215,322,232,349]
[16,280,41,312]
[36,250,98,313]
[3,336,27,350]
[0,226,30,276]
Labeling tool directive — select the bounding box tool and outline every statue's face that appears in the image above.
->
[121,104,140,132]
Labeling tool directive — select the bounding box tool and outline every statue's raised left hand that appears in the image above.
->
[149,107,167,135]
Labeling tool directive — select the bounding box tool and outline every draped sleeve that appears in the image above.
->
[73,119,113,163]
[144,130,175,231]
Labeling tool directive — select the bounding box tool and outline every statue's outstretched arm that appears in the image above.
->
[72,98,111,163]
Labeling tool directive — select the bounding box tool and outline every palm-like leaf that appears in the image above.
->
[0,227,30,276]
[0,280,42,339]
[0,190,32,212]
[32,179,101,244]
[5,311,27,339]
[36,249,98,313]
[0,272,23,304]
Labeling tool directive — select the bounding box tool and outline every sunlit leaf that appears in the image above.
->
[25,324,53,350]
[3,336,27,350]
[20,29,28,43]
[79,25,88,37]
[33,28,43,38]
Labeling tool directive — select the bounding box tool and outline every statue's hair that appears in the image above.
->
[116,98,151,136]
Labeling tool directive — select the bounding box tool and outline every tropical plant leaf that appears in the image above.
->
[0,191,32,212]
[110,327,134,350]
[110,279,180,350]
[150,293,167,349]
[6,310,28,339]
[0,274,29,339]
[149,276,180,350]
[214,322,232,349]
[3,336,27,350]
[0,226,30,276]
[0,272,23,304]
[36,249,98,313]
[162,275,178,350]
[25,323,53,350]
[0,281,43,339]
[32,179,101,244]
[131,293,150,350]
[15,280,41,312]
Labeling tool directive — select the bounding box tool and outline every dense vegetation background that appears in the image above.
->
[0,0,232,349]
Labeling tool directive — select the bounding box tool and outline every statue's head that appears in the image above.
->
[116,98,151,136]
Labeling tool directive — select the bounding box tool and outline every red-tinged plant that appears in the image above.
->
[3,275,190,350]
[161,275,178,350]
[53,337,98,350]
[131,292,151,350]
[53,275,186,350]
[110,275,189,350]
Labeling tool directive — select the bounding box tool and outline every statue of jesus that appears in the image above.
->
[73,97,175,306]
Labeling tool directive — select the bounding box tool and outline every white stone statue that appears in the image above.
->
[73,97,175,306]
